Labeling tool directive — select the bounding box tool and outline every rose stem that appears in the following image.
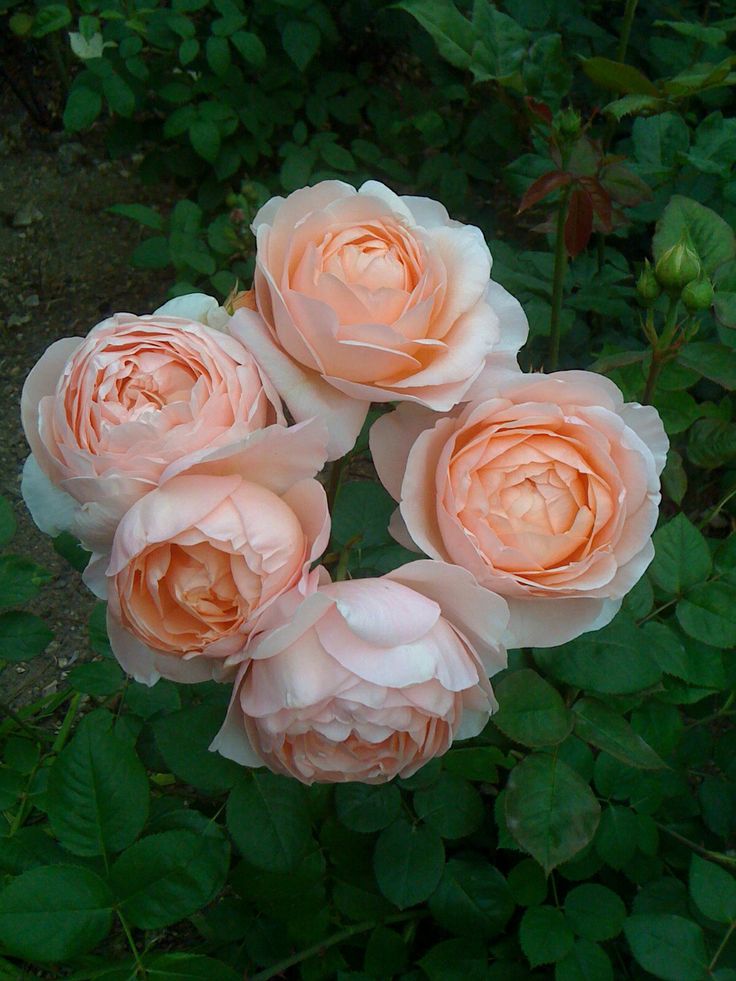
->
[548,187,571,371]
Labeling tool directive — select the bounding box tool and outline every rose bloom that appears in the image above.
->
[83,420,330,685]
[370,371,668,648]
[21,294,283,550]
[230,180,528,459]
[211,561,508,784]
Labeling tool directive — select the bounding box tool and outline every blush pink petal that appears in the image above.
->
[504,596,622,649]
[322,579,441,648]
[229,307,368,460]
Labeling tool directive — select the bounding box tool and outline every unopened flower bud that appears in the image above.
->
[557,108,582,140]
[636,260,661,307]
[681,277,714,313]
[655,236,702,291]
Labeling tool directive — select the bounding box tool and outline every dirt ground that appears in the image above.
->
[0,96,173,708]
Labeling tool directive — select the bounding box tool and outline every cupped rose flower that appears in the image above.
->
[230,180,528,459]
[370,371,668,648]
[211,561,508,784]
[21,294,283,550]
[85,420,330,686]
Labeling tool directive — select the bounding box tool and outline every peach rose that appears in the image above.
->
[21,295,283,550]
[230,180,528,459]
[371,371,668,648]
[211,561,508,784]
[85,420,330,685]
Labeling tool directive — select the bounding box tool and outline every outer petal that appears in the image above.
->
[398,417,458,561]
[323,579,441,649]
[369,403,439,501]
[21,454,78,538]
[20,336,83,477]
[209,668,265,766]
[387,560,509,677]
[620,403,669,476]
[153,293,229,331]
[503,595,621,649]
[229,308,368,460]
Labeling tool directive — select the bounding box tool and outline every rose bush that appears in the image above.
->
[371,370,668,647]
[212,561,507,784]
[21,295,282,550]
[230,180,529,458]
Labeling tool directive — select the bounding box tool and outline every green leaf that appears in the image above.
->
[131,236,170,269]
[282,20,320,70]
[564,884,626,941]
[504,753,601,874]
[677,582,736,648]
[53,532,91,572]
[47,712,149,856]
[206,35,230,76]
[190,119,221,162]
[179,37,199,64]
[714,259,736,329]
[364,925,408,977]
[0,498,16,548]
[555,940,614,981]
[605,94,668,120]
[624,914,708,981]
[653,195,736,275]
[582,57,660,95]
[413,773,484,839]
[110,829,229,929]
[397,0,476,70]
[103,74,135,116]
[143,953,240,980]
[493,670,572,748]
[520,905,575,967]
[335,783,401,833]
[595,805,638,869]
[0,865,112,963]
[68,660,124,696]
[0,555,51,607]
[632,113,690,181]
[650,514,712,594]
[688,419,736,470]
[689,856,736,924]
[678,343,736,390]
[321,142,356,171]
[655,19,727,45]
[428,858,515,939]
[0,612,53,662]
[331,481,395,548]
[153,703,241,793]
[373,819,445,908]
[507,858,547,907]
[280,147,316,192]
[231,31,266,68]
[32,3,71,36]
[442,746,505,782]
[533,615,662,695]
[227,772,312,872]
[469,1,529,83]
[64,87,102,132]
[107,203,164,230]
[572,698,664,770]
[419,938,488,981]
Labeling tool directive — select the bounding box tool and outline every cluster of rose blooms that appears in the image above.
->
[21,181,667,785]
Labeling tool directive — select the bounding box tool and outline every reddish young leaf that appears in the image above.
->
[565,187,594,257]
[526,97,553,125]
[517,171,573,215]
[580,177,613,232]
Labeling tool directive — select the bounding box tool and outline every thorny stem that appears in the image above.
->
[643,295,680,404]
[655,823,736,870]
[250,912,424,981]
[52,691,83,755]
[548,187,571,371]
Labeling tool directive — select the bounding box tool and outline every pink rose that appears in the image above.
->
[86,421,330,686]
[211,561,508,784]
[230,180,528,459]
[371,371,668,648]
[21,295,283,550]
